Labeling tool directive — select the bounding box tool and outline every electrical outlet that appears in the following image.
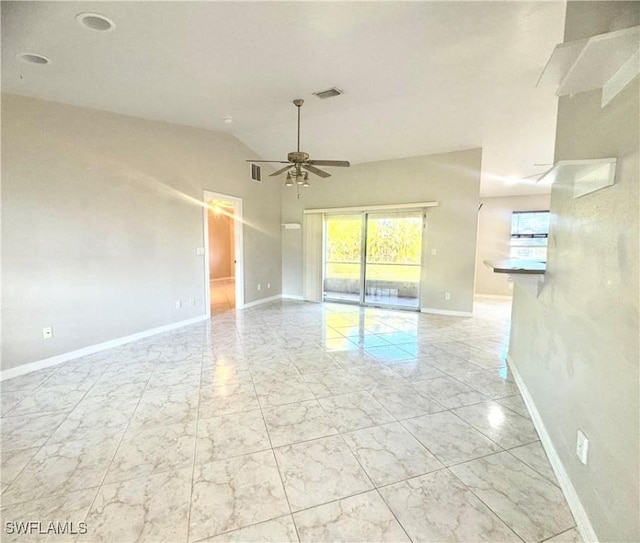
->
[188,298,195,306]
[445,292,451,300]
[42,326,53,339]
[576,430,589,465]
[175,300,182,309]
[431,248,437,256]
[257,284,261,291]
[267,282,271,289]
[508,281,514,290]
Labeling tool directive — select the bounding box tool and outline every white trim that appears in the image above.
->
[203,191,244,313]
[506,355,598,543]
[304,201,438,214]
[0,315,209,382]
[420,308,473,317]
[241,295,281,309]
[281,294,304,300]
[474,294,513,301]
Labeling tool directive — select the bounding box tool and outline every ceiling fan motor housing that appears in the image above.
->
[288,151,309,163]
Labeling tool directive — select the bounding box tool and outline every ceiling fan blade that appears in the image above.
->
[269,165,294,177]
[307,160,350,167]
[302,164,331,178]
[246,160,290,163]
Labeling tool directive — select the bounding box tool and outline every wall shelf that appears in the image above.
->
[536,158,617,198]
[484,259,545,297]
[537,25,640,107]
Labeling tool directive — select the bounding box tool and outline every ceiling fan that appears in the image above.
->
[247,99,350,189]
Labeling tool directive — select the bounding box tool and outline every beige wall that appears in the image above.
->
[475,194,551,297]
[509,3,639,541]
[1,94,282,371]
[281,148,482,313]
[208,210,234,280]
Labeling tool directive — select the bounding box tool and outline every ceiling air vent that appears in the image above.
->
[250,163,262,183]
[313,87,343,99]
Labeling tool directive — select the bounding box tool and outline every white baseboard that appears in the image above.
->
[474,294,513,301]
[0,315,209,382]
[281,294,304,301]
[241,294,281,309]
[420,307,473,317]
[506,355,597,543]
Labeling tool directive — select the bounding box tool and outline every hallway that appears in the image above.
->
[210,278,235,315]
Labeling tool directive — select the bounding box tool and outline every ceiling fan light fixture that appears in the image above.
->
[285,172,293,186]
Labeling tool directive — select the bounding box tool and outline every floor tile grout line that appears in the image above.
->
[77,355,158,536]
[538,526,581,542]
[0,357,123,498]
[190,514,295,543]
[396,415,507,469]
[502,444,563,489]
[185,341,206,543]
[0,483,104,510]
[447,443,576,540]
[446,404,538,452]
[444,466,528,543]
[334,430,415,543]
[247,354,303,543]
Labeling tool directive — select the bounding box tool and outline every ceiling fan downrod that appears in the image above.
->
[293,99,303,152]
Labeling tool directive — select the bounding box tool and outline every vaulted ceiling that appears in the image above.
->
[1,1,566,196]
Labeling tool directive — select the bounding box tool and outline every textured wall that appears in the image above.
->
[509,3,639,540]
[2,95,282,370]
[281,148,482,313]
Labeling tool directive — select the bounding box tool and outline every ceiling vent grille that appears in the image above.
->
[313,87,343,99]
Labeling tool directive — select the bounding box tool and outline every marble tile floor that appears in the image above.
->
[0,299,582,542]
[210,278,236,315]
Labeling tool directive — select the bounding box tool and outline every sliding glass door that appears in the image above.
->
[324,210,423,309]
[364,211,422,308]
[324,214,363,303]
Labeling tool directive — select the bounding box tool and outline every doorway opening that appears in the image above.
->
[323,210,423,310]
[204,191,244,316]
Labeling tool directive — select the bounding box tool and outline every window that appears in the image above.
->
[510,210,549,261]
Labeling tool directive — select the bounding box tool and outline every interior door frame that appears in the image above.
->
[203,190,244,316]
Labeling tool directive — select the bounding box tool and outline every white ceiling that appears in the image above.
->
[1,1,567,197]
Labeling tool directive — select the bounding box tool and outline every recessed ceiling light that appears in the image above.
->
[223,116,233,124]
[18,53,50,65]
[76,13,115,32]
